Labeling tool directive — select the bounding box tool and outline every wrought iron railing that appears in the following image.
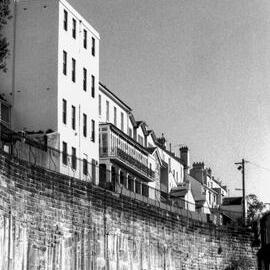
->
[100,147,155,180]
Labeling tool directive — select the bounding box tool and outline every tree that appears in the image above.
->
[0,0,11,72]
[246,193,265,225]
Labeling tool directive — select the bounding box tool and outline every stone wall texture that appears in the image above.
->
[0,151,258,270]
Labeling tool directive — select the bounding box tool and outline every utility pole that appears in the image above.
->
[235,159,247,225]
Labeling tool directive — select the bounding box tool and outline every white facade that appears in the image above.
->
[98,83,130,135]
[171,182,196,212]
[98,85,162,198]
[158,147,184,193]
[189,163,227,213]
[0,0,100,182]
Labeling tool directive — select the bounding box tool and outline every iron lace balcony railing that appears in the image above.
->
[100,147,155,180]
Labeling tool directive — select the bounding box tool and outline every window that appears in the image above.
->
[63,10,68,31]
[106,101,109,122]
[128,177,134,191]
[98,94,101,116]
[138,135,144,146]
[91,159,96,182]
[62,99,67,124]
[83,113,87,137]
[83,68,87,91]
[113,107,117,126]
[83,159,88,175]
[121,112,124,131]
[135,181,141,194]
[128,128,132,137]
[91,75,95,97]
[142,184,149,197]
[101,133,108,153]
[91,37,95,56]
[71,147,77,170]
[63,51,67,75]
[83,29,87,49]
[71,105,76,130]
[91,119,95,142]
[72,18,76,39]
[72,58,76,82]
[62,141,67,165]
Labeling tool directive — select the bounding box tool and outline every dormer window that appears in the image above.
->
[138,135,144,146]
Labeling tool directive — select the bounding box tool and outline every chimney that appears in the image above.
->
[180,146,190,174]
[190,162,205,183]
[157,133,166,149]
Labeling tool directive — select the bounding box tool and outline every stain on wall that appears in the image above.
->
[0,152,257,270]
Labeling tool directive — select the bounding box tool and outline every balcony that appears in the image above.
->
[100,146,155,181]
[0,101,11,128]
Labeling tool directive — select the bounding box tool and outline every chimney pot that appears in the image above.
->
[180,146,190,173]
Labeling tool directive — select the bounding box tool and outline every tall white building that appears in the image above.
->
[0,0,100,182]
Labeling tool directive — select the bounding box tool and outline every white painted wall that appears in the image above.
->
[98,86,129,135]
[57,0,100,180]
[136,125,145,146]
[158,147,184,192]
[146,134,155,148]
[0,0,100,182]
[127,117,134,138]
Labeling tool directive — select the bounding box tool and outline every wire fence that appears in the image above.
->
[0,123,245,226]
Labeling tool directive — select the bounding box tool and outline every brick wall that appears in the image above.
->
[0,151,258,270]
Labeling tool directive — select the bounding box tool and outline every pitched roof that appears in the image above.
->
[99,82,132,112]
[195,199,207,207]
[222,197,242,206]
[135,121,148,136]
[128,113,137,127]
[170,189,188,197]
[146,147,156,154]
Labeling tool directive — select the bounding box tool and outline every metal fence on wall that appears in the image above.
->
[0,123,244,226]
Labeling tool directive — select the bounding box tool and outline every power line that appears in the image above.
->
[247,161,270,172]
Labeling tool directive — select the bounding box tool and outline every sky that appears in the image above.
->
[70,0,270,202]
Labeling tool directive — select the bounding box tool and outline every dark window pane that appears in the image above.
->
[92,37,95,56]
[71,147,76,170]
[63,51,67,75]
[62,141,67,165]
[72,105,76,130]
[62,99,67,124]
[83,29,87,49]
[64,10,68,31]
[83,113,87,137]
[83,68,87,91]
[91,75,95,97]
[83,159,88,175]
[91,120,95,142]
[72,18,76,39]
[72,58,76,82]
